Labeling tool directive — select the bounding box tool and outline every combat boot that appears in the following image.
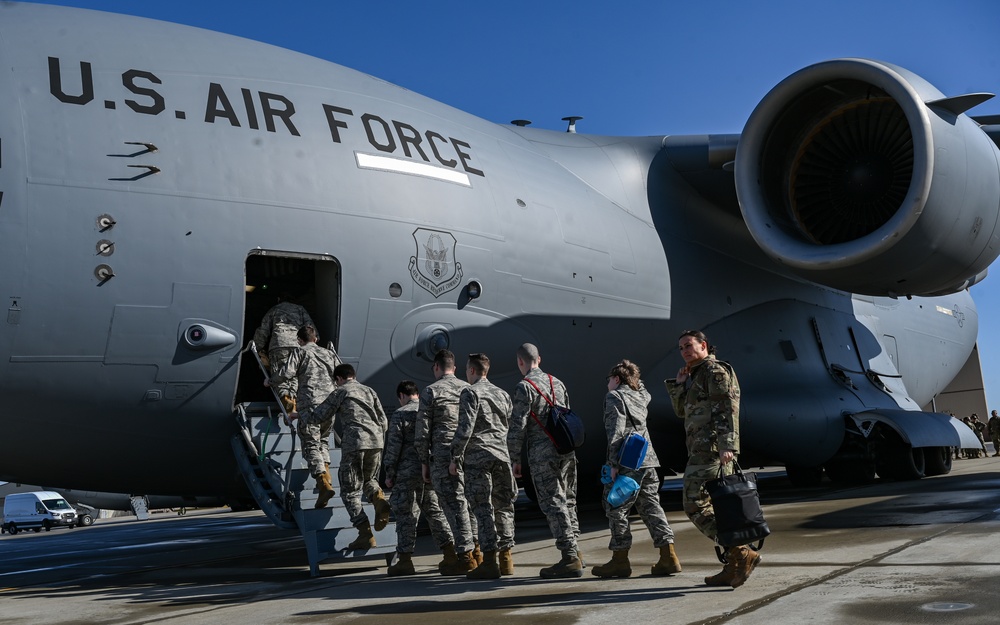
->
[439,542,458,574]
[315,472,336,509]
[471,541,483,565]
[728,545,762,588]
[591,550,631,578]
[387,552,416,576]
[467,550,501,580]
[539,549,584,579]
[651,543,682,576]
[704,550,737,586]
[498,548,514,576]
[347,520,376,551]
[373,489,391,531]
[440,550,477,576]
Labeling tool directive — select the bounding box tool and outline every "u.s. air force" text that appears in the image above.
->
[47,57,485,178]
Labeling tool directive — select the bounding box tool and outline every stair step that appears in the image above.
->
[232,403,396,575]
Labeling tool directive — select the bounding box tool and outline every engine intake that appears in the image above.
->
[735,59,1000,296]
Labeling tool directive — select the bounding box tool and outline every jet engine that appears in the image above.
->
[735,58,1000,296]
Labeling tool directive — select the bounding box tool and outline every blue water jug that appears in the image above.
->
[607,475,639,508]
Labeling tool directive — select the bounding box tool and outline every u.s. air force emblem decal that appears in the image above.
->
[409,228,463,297]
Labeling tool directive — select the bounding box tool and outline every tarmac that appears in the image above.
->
[2,453,1000,625]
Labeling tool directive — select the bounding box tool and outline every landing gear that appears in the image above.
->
[923,446,953,477]
[826,417,954,483]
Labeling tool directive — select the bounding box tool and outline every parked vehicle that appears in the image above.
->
[2,491,77,535]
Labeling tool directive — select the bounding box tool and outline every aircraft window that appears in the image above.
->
[42,498,73,510]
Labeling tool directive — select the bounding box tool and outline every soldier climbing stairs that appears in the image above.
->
[230,343,396,576]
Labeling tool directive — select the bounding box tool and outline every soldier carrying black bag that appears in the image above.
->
[665,329,764,589]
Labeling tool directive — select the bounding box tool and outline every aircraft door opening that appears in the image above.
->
[235,252,341,405]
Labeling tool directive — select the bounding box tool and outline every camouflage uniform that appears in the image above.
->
[384,398,454,554]
[508,367,580,555]
[270,342,339,477]
[253,302,314,398]
[989,415,1000,456]
[602,383,674,551]
[452,378,516,553]
[306,379,388,527]
[665,355,740,541]
[415,373,476,553]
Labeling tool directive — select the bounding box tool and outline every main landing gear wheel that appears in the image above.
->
[876,435,925,481]
[922,446,953,477]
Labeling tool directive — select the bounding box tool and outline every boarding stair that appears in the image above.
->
[230,342,396,576]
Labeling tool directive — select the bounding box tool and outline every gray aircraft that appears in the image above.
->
[0,3,996,517]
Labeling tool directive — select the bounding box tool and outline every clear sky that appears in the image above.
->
[15,0,1000,407]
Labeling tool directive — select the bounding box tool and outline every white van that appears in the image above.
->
[2,491,78,535]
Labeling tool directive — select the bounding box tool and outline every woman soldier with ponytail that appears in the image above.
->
[592,360,682,578]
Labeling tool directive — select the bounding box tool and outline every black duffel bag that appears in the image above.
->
[705,461,770,552]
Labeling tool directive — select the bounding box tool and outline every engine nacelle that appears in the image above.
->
[735,58,1000,296]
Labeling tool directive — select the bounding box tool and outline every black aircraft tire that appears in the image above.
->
[878,445,926,481]
[923,446,953,477]
[79,514,94,527]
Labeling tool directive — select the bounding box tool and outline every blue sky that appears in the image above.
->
[16,0,1000,407]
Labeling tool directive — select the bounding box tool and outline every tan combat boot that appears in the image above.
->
[467,550,501,580]
[651,543,682,575]
[438,542,458,574]
[498,548,514,576]
[591,549,631,578]
[441,550,477,576]
[728,545,762,588]
[471,541,483,565]
[347,520,376,550]
[373,489,391,531]
[539,549,584,579]
[387,552,416,576]
[704,551,737,586]
[315,472,336,509]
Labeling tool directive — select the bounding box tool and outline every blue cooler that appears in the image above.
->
[607,475,640,508]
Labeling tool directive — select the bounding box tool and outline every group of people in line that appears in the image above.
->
[253,295,762,588]
[955,411,1000,459]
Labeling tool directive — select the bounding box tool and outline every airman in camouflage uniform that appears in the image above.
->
[450,353,516,579]
[269,325,339,507]
[415,349,477,575]
[253,295,314,412]
[666,330,759,589]
[508,343,583,579]
[383,380,455,576]
[593,359,680,579]
[989,410,1000,457]
[301,363,390,550]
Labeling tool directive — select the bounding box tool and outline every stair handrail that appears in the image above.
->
[243,340,299,505]
[245,340,294,426]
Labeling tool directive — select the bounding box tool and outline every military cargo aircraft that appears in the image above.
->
[0,2,996,515]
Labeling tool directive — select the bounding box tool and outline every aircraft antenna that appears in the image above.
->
[510,120,532,127]
[562,116,583,133]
